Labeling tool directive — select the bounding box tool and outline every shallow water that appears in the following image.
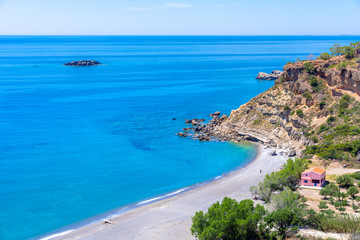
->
[0,36,358,240]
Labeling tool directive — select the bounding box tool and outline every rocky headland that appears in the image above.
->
[64,60,101,66]
[179,49,360,163]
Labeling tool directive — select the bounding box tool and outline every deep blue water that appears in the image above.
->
[0,36,359,240]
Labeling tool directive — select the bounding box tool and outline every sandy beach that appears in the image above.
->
[55,145,288,240]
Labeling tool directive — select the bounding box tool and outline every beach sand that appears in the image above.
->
[56,145,288,240]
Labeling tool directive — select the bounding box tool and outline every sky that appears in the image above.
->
[0,0,360,35]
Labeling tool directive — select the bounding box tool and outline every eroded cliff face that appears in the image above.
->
[184,55,360,155]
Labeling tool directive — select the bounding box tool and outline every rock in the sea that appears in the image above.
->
[191,119,199,125]
[185,119,192,124]
[209,111,221,118]
[177,132,187,137]
[64,60,101,66]
[256,70,283,80]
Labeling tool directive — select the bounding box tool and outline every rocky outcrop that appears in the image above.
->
[356,47,360,58]
[256,70,283,80]
[178,55,360,154]
[64,60,101,66]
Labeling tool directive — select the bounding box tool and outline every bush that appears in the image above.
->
[318,201,329,210]
[319,52,331,60]
[319,101,326,109]
[317,124,330,134]
[271,190,301,210]
[283,105,290,112]
[330,43,342,56]
[303,62,315,73]
[191,198,266,240]
[303,91,312,100]
[318,214,360,233]
[327,116,336,124]
[310,78,319,87]
[347,186,359,199]
[320,182,339,199]
[264,208,301,239]
[337,174,355,188]
[296,109,304,118]
[343,46,355,59]
[350,171,360,180]
[311,136,318,143]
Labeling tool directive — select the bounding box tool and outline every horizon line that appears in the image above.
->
[1,34,360,37]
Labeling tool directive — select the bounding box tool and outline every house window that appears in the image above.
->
[304,180,308,183]
[306,174,308,176]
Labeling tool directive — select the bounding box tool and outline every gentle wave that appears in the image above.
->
[137,188,188,206]
[39,230,75,240]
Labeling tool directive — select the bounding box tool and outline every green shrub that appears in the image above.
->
[283,105,290,112]
[350,171,360,181]
[191,198,266,240]
[311,136,318,143]
[343,46,355,59]
[319,52,331,60]
[264,208,301,239]
[318,201,329,210]
[319,101,326,109]
[330,43,342,56]
[326,116,336,124]
[303,91,312,100]
[337,174,355,188]
[290,111,295,116]
[317,124,330,134]
[310,78,319,87]
[303,62,315,73]
[296,109,304,118]
[347,186,359,199]
[318,214,360,233]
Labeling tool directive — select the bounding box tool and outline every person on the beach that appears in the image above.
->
[260,170,262,173]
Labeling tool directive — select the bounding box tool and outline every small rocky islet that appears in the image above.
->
[64,60,101,66]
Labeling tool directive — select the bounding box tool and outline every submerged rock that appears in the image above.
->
[64,60,101,66]
[256,70,283,80]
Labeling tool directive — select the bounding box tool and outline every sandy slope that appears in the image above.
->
[55,145,288,240]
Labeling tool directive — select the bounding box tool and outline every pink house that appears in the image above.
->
[300,167,326,187]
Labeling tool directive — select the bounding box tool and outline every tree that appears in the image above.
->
[191,197,266,240]
[342,46,355,59]
[264,209,301,239]
[330,43,342,56]
[337,175,355,188]
[285,175,299,191]
[271,189,301,211]
[320,185,333,199]
[347,186,359,199]
[319,52,331,60]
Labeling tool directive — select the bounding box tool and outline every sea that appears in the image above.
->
[0,36,359,240]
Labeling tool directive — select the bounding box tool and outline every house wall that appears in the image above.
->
[301,171,326,187]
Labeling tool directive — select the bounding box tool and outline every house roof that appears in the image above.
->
[303,167,326,175]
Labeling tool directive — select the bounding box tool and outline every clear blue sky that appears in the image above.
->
[1,0,360,35]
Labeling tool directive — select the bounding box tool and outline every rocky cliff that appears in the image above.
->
[180,53,360,159]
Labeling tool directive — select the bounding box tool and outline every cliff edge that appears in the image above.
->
[181,47,360,164]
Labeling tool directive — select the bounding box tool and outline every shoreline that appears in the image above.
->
[51,144,288,240]
[38,142,257,240]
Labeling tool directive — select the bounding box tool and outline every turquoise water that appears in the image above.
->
[0,36,359,240]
